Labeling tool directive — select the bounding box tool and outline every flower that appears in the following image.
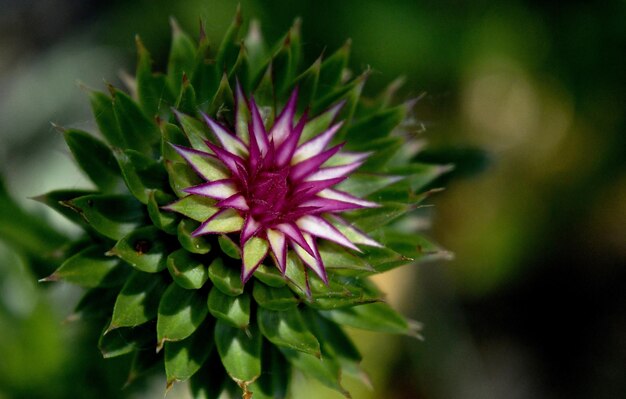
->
[170,86,382,284]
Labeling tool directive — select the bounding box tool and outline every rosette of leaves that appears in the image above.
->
[39,9,450,399]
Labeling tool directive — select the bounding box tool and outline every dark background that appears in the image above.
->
[1,0,625,398]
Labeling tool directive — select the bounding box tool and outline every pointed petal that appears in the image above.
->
[318,188,380,208]
[203,140,246,178]
[267,228,287,273]
[183,179,237,200]
[217,193,249,211]
[249,96,270,155]
[275,110,306,167]
[269,87,298,146]
[292,233,328,284]
[299,197,364,213]
[324,150,372,167]
[292,122,343,164]
[275,222,314,256]
[292,177,346,201]
[202,113,249,157]
[296,215,360,251]
[192,208,244,235]
[304,161,364,182]
[241,215,262,244]
[329,216,383,248]
[242,236,269,283]
[290,143,344,181]
[171,144,229,181]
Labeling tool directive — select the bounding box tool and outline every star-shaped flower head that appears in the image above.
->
[170,86,381,284]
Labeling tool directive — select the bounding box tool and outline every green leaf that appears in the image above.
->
[292,56,320,114]
[135,36,174,117]
[73,286,120,321]
[161,122,189,163]
[208,72,235,118]
[346,202,412,232]
[207,288,251,329]
[175,74,198,114]
[108,270,169,330]
[304,309,366,383]
[320,302,421,337]
[257,307,320,357]
[113,148,168,204]
[335,173,403,199]
[176,219,212,254]
[318,40,351,94]
[163,194,217,222]
[283,252,309,298]
[126,348,163,387]
[253,64,275,120]
[165,319,214,386]
[208,257,243,296]
[89,90,124,147]
[345,102,408,142]
[272,27,298,95]
[307,275,381,310]
[253,264,286,288]
[111,86,160,153]
[242,236,269,280]
[109,226,168,273]
[98,324,153,358]
[214,319,262,385]
[42,245,129,288]
[315,71,368,129]
[157,283,209,347]
[32,189,97,227]
[147,190,179,234]
[318,242,375,273]
[63,128,120,191]
[189,351,229,399]
[248,342,290,399]
[218,234,241,259]
[167,249,209,289]
[190,25,218,110]
[252,281,299,311]
[63,194,144,240]
[168,18,197,97]
[216,6,243,73]
[174,111,212,152]
[164,161,203,198]
[300,100,343,143]
[278,348,346,396]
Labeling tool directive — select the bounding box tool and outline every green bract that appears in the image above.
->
[40,9,450,399]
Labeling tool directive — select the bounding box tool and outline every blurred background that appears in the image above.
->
[1,0,625,398]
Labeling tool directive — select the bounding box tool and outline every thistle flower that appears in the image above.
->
[36,9,451,399]
[168,87,381,285]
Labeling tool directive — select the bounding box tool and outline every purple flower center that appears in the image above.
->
[243,165,291,224]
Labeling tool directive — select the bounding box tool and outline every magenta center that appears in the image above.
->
[243,165,294,223]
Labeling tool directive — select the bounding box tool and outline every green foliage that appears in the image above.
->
[27,10,448,399]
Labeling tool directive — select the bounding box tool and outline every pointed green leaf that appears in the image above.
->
[252,281,299,311]
[203,208,244,234]
[292,57,320,114]
[109,226,168,273]
[253,264,286,288]
[43,245,130,287]
[257,307,320,356]
[318,242,375,273]
[354,136,403,171]
[283,252,309,298]
[191,24,218,109]
[248,342,290,399]
[345,102,408,142]
[63,128,120,191]
[214,319,262,384]
[243,20,267,79]
[176,219,212,254]
[208,257,243,296]
[157,283,209,346]
[161,122,189,163]
[272,30,297,95]
[63,194,144,240]
[335,173,403,198]
[73,286,120,320]
[307,275,381,310]
[321,302,420,337]
[98,324,153,358]
[147,190,179,234]
[300,99,344,143]
[174,111,212,152]
[165,319,214,385]
[228,44,250,91]
[253,64,275,120]
[218,234,240,259]
[163,194,217,222]
[216,5,243,73]
[318,40,351,94]
[207,288,250,329]
[135,36,174,117]
[32,189,97,227]
[175,73,198,114]
[278,348,346,396]
[164,161,203,197]
[315,71,367,128]
[114,148,168,204]
[111,86,160,153]
[208,72,234,118]
[89,90,124,147]
[345,202,412,232]
[242,236,268,279]
[167,249,209,289]
[168,18,197,97]
[109,270,169,330]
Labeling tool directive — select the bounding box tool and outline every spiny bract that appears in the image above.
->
[40,9,450,399]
